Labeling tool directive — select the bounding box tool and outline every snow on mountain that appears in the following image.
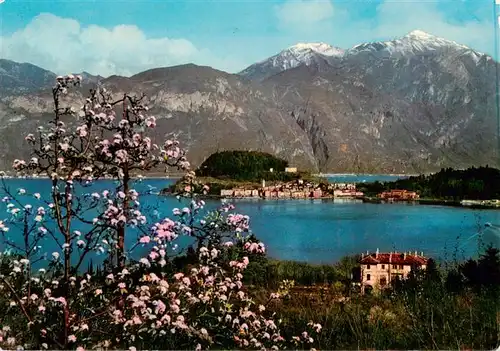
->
[269,42,344,70]
[287,42,345,59]
[346,30,483,59]
[239,29,488,81]
[239,42,344,81]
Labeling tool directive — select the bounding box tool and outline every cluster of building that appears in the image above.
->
[461,199,500,208]
[220,179,325,199]
[359,249,428,294]
[377,189,419,201]
[330,183,364,198]
[220,179,365,199]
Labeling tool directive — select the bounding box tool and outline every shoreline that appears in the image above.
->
[162,192,500,210]
[6,176,499,210]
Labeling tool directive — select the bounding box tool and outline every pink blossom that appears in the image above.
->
[149,251,159,260]
[76,125,88,137]
[154,299,167,314]
[139,236,151,244]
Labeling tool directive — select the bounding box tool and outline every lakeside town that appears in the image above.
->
[219,180,500,208]
[219,179,426,202]
[211,165,500,209]
[220,179,364,199]
[216,164,419,201]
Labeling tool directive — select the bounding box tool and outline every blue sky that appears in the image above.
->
[0,0,497,76]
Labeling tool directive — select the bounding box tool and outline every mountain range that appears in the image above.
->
[0,30,498,174]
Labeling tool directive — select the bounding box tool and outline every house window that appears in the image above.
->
[393,265,397,269]
[399,265,404,270]
[367,274,371,281]
[367,265,370,270]
[381,264,385,269]
[380,277,387,286]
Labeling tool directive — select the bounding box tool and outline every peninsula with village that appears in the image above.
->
[164,150,500,209]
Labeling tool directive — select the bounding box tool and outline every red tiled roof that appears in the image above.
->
[360,253,428,265]
[360,255,379,264]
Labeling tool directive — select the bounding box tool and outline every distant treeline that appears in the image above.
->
[358,166,500,200]
[196,150,298,181]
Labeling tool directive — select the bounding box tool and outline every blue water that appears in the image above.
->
[0,178,498,266]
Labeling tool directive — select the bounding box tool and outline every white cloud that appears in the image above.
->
[0,13,240,76]
[363,1,494,55]
[275,0,335,30]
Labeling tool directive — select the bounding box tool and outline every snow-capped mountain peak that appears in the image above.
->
[403,30,471,50]
[239,42,344,81]
[239,29,486,81]
[347,29,477,58]
[287,42,345,57]
[405,29,435,40]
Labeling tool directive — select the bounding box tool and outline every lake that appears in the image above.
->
[0,175,498,266]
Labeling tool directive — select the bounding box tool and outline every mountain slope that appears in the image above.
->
[339,32,497,170]
[262,63,446,173]
[246,30,499,172]
[0,59,56,94]
[0,64,319,172]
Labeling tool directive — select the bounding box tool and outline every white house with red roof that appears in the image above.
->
[359,249,428,293]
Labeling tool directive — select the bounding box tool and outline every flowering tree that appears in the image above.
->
[0,76,320,349]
